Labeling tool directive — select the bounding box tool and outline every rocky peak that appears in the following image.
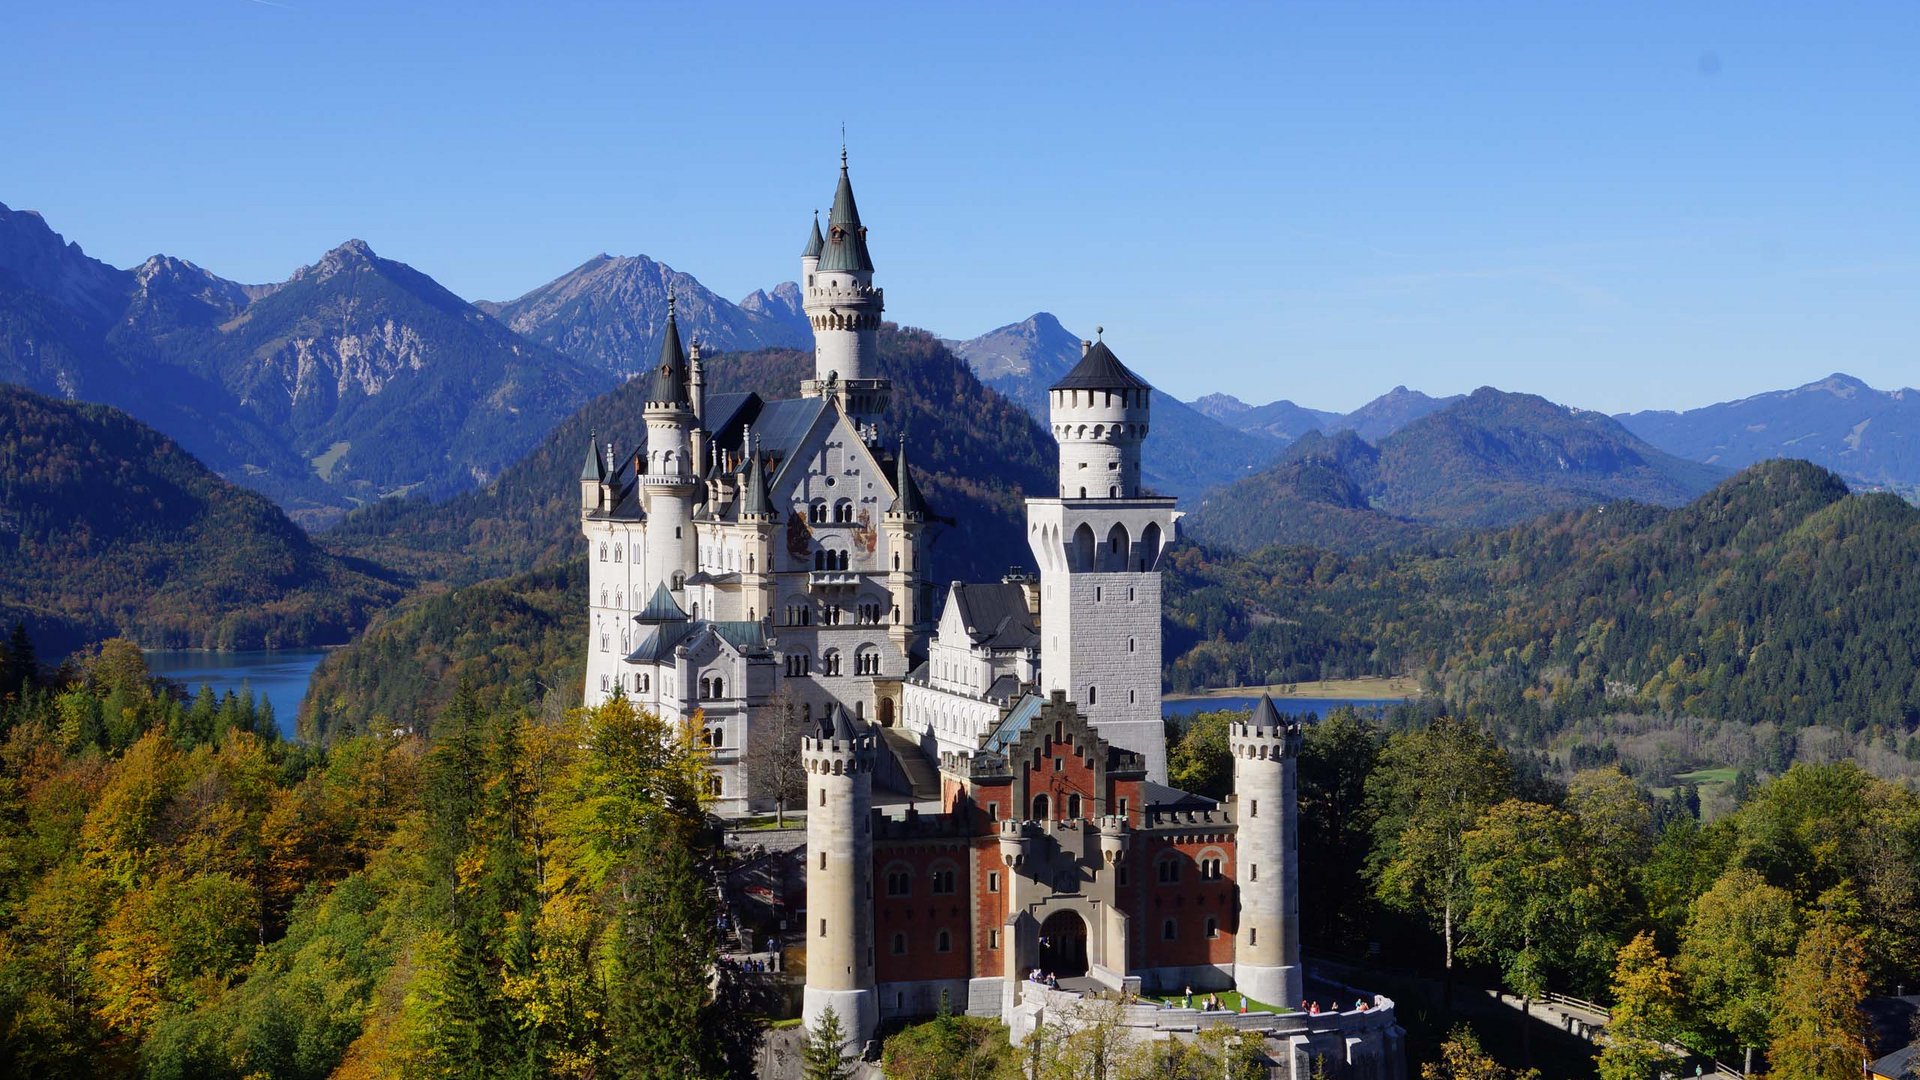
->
[1190,392,1252,421]
[290,239,381,284]
[0,200,131,324]
[131,254,250,316]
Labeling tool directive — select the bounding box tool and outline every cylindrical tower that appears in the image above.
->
[1047,336,1150,500]
[643,297,698,596]
[800,209,823,291]
[1229,694,1303,1008]
[802,705,878,1047]
[801,151,889,426]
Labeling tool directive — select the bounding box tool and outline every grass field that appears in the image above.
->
[310,440,351,482]
[1164,675,1423,702]
[1145,990,1291,1015]
[1673,767,1739,787]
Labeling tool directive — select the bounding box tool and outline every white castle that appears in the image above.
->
[581,153,1178,808]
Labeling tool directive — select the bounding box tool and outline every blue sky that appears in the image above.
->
[4,1,1915,413]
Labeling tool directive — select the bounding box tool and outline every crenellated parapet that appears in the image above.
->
[1227,715,1304,762]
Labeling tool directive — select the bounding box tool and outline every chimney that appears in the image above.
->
[1081,339,1092,357]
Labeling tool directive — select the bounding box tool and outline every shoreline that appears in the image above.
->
[1163,675,1422,703]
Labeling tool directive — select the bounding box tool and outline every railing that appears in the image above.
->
[1542,991,1610,1019]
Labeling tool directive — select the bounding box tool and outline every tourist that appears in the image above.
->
[1183,985,1193,1009]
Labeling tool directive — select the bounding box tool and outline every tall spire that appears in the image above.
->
[889,433,925,518]
[579,429,606,482]
[648,289,689,404]
[819,150,872,272]
[740,428,771,518]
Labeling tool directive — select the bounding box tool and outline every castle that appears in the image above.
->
[580,155,1403,1076]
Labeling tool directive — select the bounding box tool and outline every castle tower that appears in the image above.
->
[1025,335,1177,781]
[643,295,698,596]
[1229,694,1303,1009]
[801,150,890,431]
[801,705,878,1048]
[737,430,777,626]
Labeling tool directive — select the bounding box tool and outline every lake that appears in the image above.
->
[144,649,331,740]
[1162,696,1404,723]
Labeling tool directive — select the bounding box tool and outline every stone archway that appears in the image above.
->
[1038,909,1089,979]
[879,697,895,728]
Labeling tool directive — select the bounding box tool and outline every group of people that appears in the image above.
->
[1301,998,1371,1015]
[1026,968,1059,988]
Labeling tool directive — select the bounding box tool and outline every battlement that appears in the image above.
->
[1229,718,1304,759]
[801,732,876,771]
[871,806,973,841]
[1141,805,1237,831]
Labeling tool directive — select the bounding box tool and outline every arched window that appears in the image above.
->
[706,773,722,797]
[638,674,650,693]
[891,933,907,955]
[599,543,608,561]
[936,929,952,953]
[613,544,621,562]
[711,676,724,699]
[1071,523,1096,571]
[1087,685,1097,706]
[810,501,828,524]
[886,864,912,897]
[1156,855,1183,884]
[834,500,854,523]
[671,571,685,590]
[1066,793,1082,819]
[930,864,957,895]
[615,589,623,609]
[1031,793,1050,821]
[823,650,843,676]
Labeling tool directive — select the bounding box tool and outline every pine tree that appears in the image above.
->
[802,1005,855,1080]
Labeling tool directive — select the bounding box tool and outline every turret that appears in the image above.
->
[801,705,878,1049]
[688,337,708,478]
[643,294,698,595]
[1229,694,1303,1009]
[579,430,607,512]
[800,210,823,290]
[801,148,890,428]
[881,434,927,655]
[1047,332,1150,500]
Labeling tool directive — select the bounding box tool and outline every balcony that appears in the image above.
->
[808,570,860,589]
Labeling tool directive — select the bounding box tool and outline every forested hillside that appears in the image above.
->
[326,324,1056,590]
[1170,459,1920,742]
[0,386,401,654]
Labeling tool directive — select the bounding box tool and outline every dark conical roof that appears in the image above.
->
[580,431,605,483]
[823,702,865,741]
[889,435,926,517]
[802,212,824,259]
[739,434,772,517]
[1249,693,1282,729]
[1050,338,1149,392]
[636,583,688,623]
[648,297,690,404]
[817,156,874,273]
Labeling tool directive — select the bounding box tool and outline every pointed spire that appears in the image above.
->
[802,210,824,259]
[889,432,926,518]
[824,702,864,741]
[740,428,771,518]
[819,149,873,273]
[636,582,688,622]
[648,289,690,404]
[580,430,606,482]
[1249,693,1282,730]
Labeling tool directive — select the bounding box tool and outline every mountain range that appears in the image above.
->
[478,254,812,377]
[1618,373,1920,496]
[1183,387,1725,551]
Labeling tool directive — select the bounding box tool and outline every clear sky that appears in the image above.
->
[4,1,1915,413]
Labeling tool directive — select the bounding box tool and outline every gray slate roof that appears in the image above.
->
[802,212,824,258]
[648,304,690,404]
[579,432,605,483]
[947,582,1038,650]
[817,162,874,273]
[1049,339,1148,392]
[636,583,687,623]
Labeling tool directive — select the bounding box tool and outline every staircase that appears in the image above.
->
[878,727,941,801]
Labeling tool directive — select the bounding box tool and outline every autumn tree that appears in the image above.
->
[1765,919,1870,1080]
[1676,866,1799,1074]
[1367,717,1513,1003]
[1594,932,1684,1080]
[1421,1025,1540,1080]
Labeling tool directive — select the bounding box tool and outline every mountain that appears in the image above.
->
[1339,386,1461,442]
[0,203,612,524]
[1166,459,1920,737]
[0,384,402,656]
[944,313,1288,500]
[1188,387,1457,443]
[326,325,1058,590]
[1618,373,1920,494]
[479,254,813,378]
[1185,387,1724,551]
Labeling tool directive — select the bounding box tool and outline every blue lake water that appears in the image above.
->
[1162,696,1404,723]
[144,649,331,740]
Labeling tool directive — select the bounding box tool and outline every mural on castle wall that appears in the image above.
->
[854,507,877,554]
[786,511,812,561]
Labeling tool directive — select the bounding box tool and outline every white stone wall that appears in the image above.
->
[1230,723,1302,1010]
[585,519,647,709]
[1048,386,1148,499]
[900,680,1003,758]
[802,731,877,1046]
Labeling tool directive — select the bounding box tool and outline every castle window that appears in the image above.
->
[638,674,649,693]
[988,871,1000,893]
[823,651,843,676]
[1094,587,1101,602]
[599,675,608,691]
[1054,757,1064,773]
[936,930,951,953]
[1200,856,1223,880]
[1127,638,1134,653]
[707,774,722,798]
[1162,919,1176,941]
[1031,794,1049,820]
[989,930,1000,950]
[810,501,828,524]
[600,632,609,652]
[820,919,827,938]
[819,788,826,808]
[930,866,957,895]
[675,527,682,539]
[1127,588,1135,602]
[834,500,853,523]
[671,571,685,590]
[987,802,999,821]
[1205,916,1219,939]
[1066,794,1082,819]
[891,933,906,955]
[1109,486,1116,498]
[1118,797,1128,819]
[1250,927,1257,946]
[1250,863,1257,882]
[1157,856,1182,884]
[599,543,607,561]
[601,589,609,606]
[1086,686,1097,706]
[887,870,911,897]
[785,653,809,677]
[1250,800,1257,818]
[856,649,879,675]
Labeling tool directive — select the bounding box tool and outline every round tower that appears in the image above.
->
[801,150,889,425]
[1229,694,1303,1009]
[643,295,698,596]
[800,209,823,292]
[1047,334,1149,499]
[802,705,878,1047]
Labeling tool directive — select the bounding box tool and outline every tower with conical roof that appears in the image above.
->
[1229,694,1303,1008]
[1025,334,1178,781]
[642,294,699,597]
[801,149,890,432]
